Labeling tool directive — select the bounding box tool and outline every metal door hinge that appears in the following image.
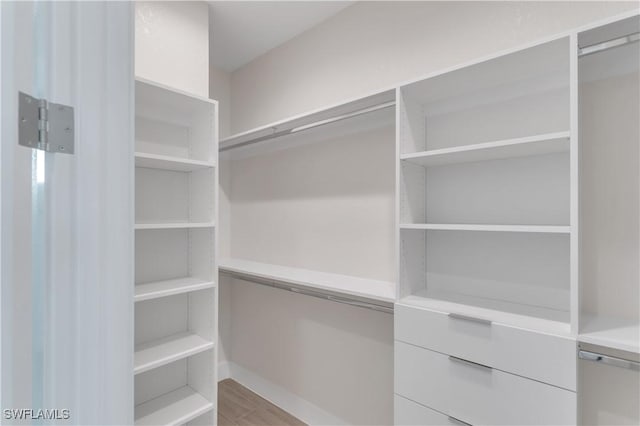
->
[19,91,74,154]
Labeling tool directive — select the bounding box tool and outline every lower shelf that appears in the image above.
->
[579,315,640,354]
[401,289,570,335]
[135,386,213,426]
[134,332,214,375]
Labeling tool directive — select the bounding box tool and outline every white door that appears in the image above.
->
[1,2,134,424]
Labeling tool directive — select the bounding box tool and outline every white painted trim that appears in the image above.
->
[226,362,349,426]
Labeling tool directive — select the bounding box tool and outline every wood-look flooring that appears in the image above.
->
[218,379,306,426]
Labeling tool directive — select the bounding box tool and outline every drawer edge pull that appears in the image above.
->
[579,350,640,371]
[448,312,492,325]
[448,416,472,426]
[448,355,493,371]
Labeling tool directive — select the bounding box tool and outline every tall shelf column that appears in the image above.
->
[133,78,219,426]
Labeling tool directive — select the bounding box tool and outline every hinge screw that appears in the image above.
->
[59,146,65,151]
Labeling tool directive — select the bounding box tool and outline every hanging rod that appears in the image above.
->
[579,350,639,371]
[220,100,396,152]
[219,269,394,314]
[579,32,639,57]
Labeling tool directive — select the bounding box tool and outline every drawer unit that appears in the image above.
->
[395,395,464,426]
[395,341,576,425]
[395,303,576,390]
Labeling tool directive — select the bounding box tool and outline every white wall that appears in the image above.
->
[231,279,394,425]
[230,1,638,133]
[229,126,395,280]
[136,1,209,97]
[221,2,638,424]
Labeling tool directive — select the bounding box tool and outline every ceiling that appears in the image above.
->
[208,1,352,72]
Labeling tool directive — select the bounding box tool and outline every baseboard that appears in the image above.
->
[218,361,231,381]
[226,362,349,426]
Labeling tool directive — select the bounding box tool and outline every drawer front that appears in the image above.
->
[395,395,462,426]
[395,341,577,425]
[395,303,576,390]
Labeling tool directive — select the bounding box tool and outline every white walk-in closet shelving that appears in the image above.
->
[394,12,639,426]
[134,78,219,426]
[395,35,578,426]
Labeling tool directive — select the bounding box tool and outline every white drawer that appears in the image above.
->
[395,341,576,425]
[395,303,576,390]
[395,395,464,426]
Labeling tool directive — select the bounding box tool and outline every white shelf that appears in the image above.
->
[134,386,213,426]
[579,315,640,354]
[219,258,395,304]
[134,332,214,375]
[136,78,215,122]
[400,132,570,167]
[135,152,215,172]
[400,223,571,233]
[134,222,214,230]
[400,289,570,336]
[135,277,215,302]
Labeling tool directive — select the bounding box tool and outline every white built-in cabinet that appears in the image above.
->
[395,13,639,426]
[134,78,218,425]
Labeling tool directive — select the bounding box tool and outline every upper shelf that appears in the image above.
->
[135,152,215,172]
[219,258,395,306]
[400,132,570,166]
[220,89,395,154]
[136,78,216,125]
[579,315,640,354]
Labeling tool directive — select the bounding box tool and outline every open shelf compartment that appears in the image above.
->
[135,166,215,226]
[399,37,571,155]
[578,16,640,354]
[135,78,216,163]
[135,350,215,426]
[399,228,571,332]
[399,149,570,226]
[135,386,213,426]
